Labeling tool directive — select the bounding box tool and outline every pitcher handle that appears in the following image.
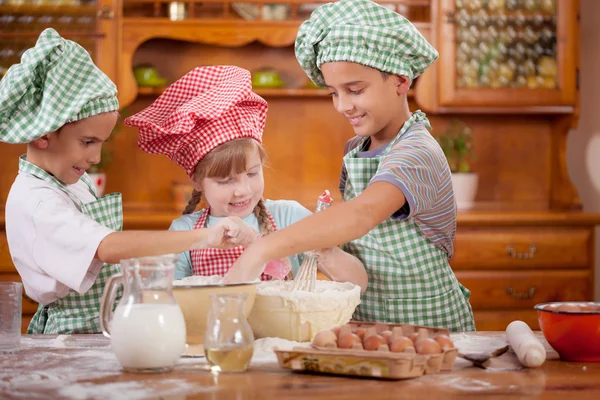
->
[100,273,123,338]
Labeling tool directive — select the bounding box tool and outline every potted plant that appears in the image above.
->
[435,119,478,210]
[86,111,126,196]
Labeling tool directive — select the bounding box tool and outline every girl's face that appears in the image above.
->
[33,112,118,185]
[199,147,265,218]
[320,62,410,144]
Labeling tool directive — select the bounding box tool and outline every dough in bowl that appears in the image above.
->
[249,280,361,342]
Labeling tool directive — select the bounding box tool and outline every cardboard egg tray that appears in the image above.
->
[273,321,458,380]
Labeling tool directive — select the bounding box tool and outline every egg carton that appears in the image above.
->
[274,322,457,380]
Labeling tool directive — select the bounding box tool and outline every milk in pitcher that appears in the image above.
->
[110,303,186,371]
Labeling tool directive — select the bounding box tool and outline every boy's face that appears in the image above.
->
[321,62,410,142]
[36,112,118,185]
[198,147,265,219]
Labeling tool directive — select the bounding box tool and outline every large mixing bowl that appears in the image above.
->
[248,280,361,342]
[535,302,600,362]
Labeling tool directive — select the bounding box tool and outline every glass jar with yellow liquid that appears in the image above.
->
[204,292,254,373]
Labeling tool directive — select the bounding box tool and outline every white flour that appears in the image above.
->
[255,280,361,312]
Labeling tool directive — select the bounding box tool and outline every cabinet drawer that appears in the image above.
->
[457,270,591,310]
[451,228,591,270]
[0,273,39,314]
[0,233,15,272]
[473,310,540,331]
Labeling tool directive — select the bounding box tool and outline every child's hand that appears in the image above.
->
[222,217,260,247]
[198,217,258,249]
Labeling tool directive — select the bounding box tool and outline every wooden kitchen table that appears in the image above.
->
[1,332,599,400]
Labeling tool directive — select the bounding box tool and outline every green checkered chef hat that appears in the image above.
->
[295,0,439,87]
[0,28,119,144]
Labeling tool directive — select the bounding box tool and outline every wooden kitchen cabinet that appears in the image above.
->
[436,0,578,110]
[452,215,599,331]
[0,0,119,82]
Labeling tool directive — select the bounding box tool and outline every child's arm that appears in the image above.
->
[97,216,254,264]
[226,182,405,283]
[312,247,368,293]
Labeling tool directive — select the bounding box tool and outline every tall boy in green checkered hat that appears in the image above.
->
[226,0,475,331]
[0,29,257,334]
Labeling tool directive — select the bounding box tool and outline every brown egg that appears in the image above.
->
[415,338,442,355]
[313,330,337,348]
[403,346,416,354]
[338,333,360,349]
[363,334,387,351]
[434,335,455,350]
[381,330,393,343]
[556,304,581,312]
[390,336,414,353]
[354,328,367,340]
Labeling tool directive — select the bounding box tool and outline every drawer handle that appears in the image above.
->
[506,245,537,260]
[505,287,536,300]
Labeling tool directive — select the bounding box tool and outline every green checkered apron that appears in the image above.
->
[19,158,123,334]
[342,113,475,332]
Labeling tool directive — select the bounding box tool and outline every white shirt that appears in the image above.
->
[5,171,114,305]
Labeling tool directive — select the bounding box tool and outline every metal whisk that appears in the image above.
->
[291,254,318,292]
[291,190,332,292]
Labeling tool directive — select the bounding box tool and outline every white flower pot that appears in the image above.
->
[451,172,478,210]
[88,172,107,197]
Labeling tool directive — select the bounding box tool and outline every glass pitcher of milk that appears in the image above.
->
[100,254,186,373]
[204,292,254,373]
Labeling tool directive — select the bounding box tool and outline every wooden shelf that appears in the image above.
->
[137,86,415,98]
[0,5,97,15]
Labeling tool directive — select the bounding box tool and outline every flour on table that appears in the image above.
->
[59,379,211,400]
[53,334,77,347]
[0,349,121,398]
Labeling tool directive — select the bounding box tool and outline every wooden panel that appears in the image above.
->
[451,227,591,270]
[473,309,540,331]
[0,273,39,315]
[0,232,15,272]
[457,270,591,310]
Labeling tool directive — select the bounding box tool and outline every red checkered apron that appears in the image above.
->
[190,208,291,281]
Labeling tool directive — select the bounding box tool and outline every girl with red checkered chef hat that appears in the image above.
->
[125,66,367,289]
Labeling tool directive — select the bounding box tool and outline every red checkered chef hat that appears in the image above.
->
[124,66,268,177]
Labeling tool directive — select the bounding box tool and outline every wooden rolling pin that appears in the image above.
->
[506,320,546,368]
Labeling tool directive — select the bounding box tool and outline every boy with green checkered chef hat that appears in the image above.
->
[0,29,258,334]
[226,0,475,332]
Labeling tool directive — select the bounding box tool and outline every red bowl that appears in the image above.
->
[535,302,600,362]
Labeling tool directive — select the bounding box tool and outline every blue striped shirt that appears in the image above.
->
[339,123,457,257]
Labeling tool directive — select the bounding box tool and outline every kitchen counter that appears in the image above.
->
[1,332,599,399]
